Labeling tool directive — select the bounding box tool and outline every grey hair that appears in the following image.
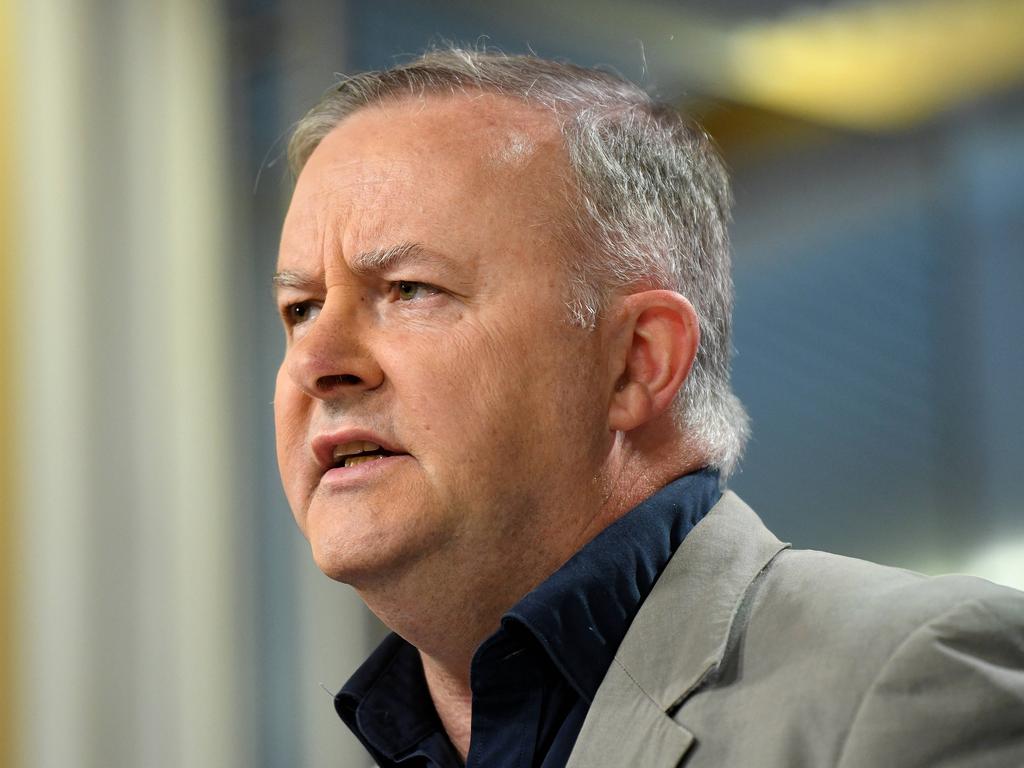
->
[287,47,749,478]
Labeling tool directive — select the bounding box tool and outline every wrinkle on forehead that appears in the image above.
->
[281,157,407,268]
[279,91,573,282]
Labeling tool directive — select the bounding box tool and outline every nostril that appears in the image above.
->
[316,374,363,390]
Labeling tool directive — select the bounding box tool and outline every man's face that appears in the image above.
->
[274,94,614,588]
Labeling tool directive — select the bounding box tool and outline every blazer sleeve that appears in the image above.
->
[835,589,1024,768]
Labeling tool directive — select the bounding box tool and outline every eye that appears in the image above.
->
[281,300,321,326]
[393,281,440,301]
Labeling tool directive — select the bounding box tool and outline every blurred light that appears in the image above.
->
[958,535,1024,591]
[726,0,1024,129]
[523,0,1024,130]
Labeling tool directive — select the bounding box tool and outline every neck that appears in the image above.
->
[421,651,473,760]
[354,541,564,762]
[353,433,702,756]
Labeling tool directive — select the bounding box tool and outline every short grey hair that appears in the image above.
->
[287,47,750,478]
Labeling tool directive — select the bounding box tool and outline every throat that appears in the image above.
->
[420,651,473,761]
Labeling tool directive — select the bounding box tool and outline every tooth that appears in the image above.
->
[345,454,384,467]
[363,441,380,452]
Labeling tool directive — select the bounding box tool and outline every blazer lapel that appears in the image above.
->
[566,492,788,767]
[565,656,695,767]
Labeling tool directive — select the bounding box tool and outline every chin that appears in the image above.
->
[305,515,438,588]
[300,486,463,587]
[309,535,385,585]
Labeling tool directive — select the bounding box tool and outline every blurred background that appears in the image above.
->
[2,0,1022,765]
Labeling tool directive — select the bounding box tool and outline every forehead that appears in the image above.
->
[319,91,563,175]
[279,93,572,273]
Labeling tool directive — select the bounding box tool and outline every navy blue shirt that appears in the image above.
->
[336,470,721,767]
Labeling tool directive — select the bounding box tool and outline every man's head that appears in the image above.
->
[273,49,748,605]
[288,49,748,475]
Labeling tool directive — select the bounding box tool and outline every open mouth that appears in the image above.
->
[331,441,398,469]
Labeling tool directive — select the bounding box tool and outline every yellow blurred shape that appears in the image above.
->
[0,0,16,763]
[727,0,1024,129]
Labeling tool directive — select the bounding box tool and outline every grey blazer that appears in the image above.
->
[567,492,1024,767]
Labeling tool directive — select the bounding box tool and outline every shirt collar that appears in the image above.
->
[335,633,461,764]
[334,468,721,761]
[498,468,721,703]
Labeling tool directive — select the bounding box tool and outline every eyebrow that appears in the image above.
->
[272,269,321,292]
[272,241,460,296]
[348,241,459,277]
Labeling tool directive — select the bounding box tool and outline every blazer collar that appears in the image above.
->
[566,491,789,767]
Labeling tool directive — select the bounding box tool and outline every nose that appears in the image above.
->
[285,290,384,399]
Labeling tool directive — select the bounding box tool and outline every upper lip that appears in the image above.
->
[311,429,406,471]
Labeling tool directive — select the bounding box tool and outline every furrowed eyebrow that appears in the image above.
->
[272,269,322,296]
[348,241,459,277]
[272,241,460,298]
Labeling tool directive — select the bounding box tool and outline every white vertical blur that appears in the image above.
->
[15,1,92,766]
[160,2,244,765]
[14,0,247,766]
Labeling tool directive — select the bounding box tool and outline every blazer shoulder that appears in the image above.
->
[834,589,1024,767]
[576,494,1024,767]
[671,540,1024,766]
[751,546,1023,677]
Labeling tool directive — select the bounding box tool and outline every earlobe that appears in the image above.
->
[607,291,699,433]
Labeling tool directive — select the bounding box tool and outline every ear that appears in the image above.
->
[607,290,699,433]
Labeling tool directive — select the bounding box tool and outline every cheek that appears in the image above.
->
[461,324,559,449]
[379,324,530,453]
[379,309,600,467]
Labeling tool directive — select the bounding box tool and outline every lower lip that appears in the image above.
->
[318,454,411,490]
